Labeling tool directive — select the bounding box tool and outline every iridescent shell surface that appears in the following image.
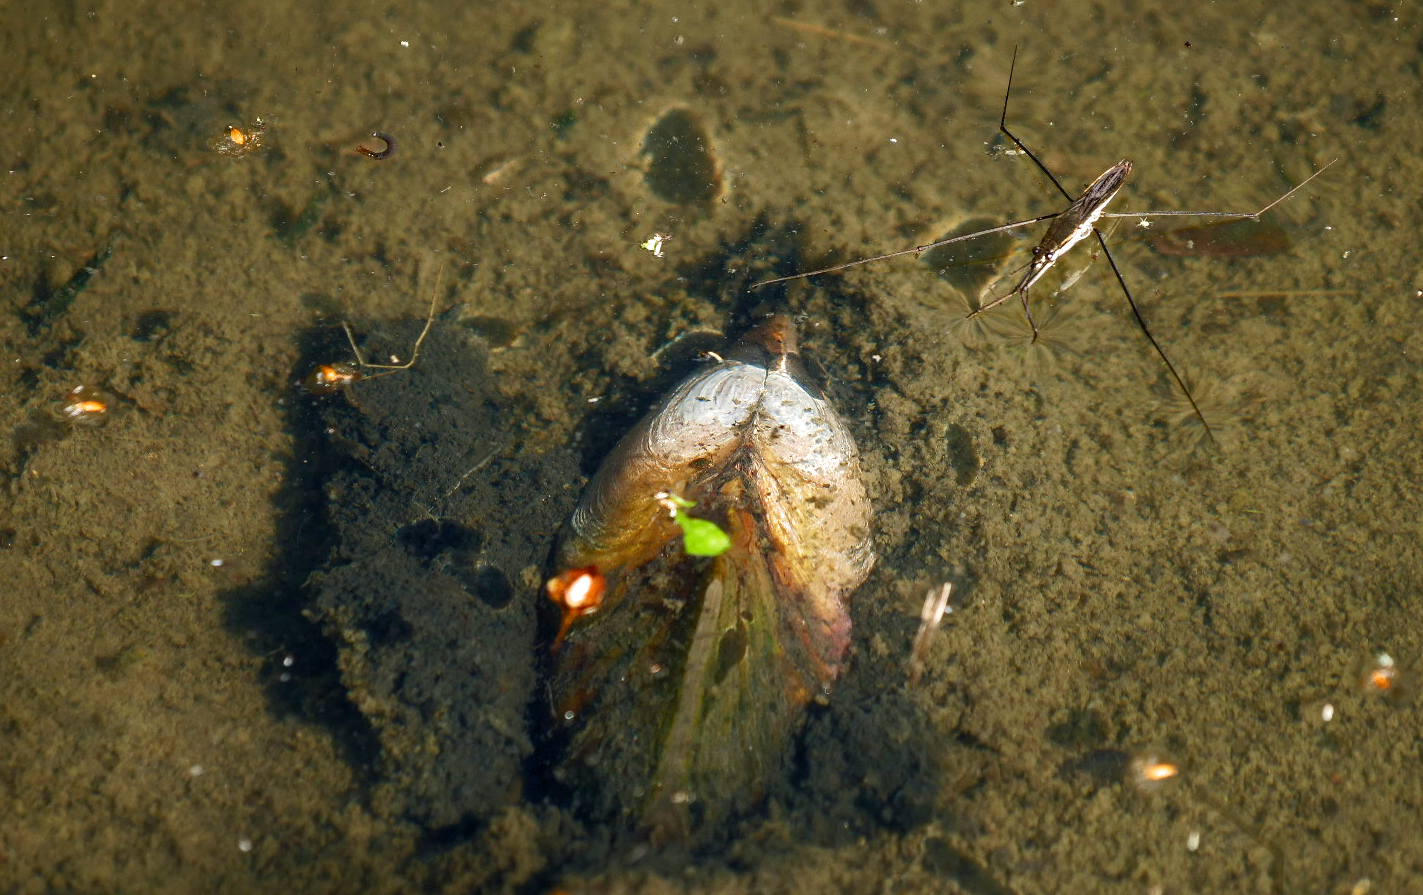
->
[548,314,874,844]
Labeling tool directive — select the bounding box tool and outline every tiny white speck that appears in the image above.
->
[1321,702,1334,722]
[238,838,253,852]
[871,354,882,362]
[587,396,601,404]
[1186,830,1201,852]
[399,40,409,48]
[283,655,295,667]
[189,764,204,777]
[210,558,224,568]
[564,710,575,721]
[889,137,898,144]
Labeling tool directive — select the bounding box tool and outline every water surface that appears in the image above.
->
[1,0,1418,892]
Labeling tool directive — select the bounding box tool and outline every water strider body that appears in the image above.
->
[972,158,1133,335]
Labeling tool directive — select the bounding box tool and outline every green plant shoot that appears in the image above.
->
[661,494,731,557]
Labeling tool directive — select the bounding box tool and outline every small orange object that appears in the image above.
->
[354,132,396,160]
[1367,666,1396,692]
[302,363,362,395]
[1360,651,1402,697]
[60,385,112,424]
[546,566,606,648]
[1127,753,1180,791]
[210,119,268,157]
[67,400,107,417]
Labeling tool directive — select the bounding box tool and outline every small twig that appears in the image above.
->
[908,582,954,685]
[769,16,895,50]
[442,441,505,500]
[1215,289,1356,299]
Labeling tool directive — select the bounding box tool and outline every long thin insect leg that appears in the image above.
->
[992,47,1084,343]
[357,264,443,374]
[1101,158,1338,224]
[999,47,1075,202]
[1095,230,1216,444]
[966,280,1025,317]
[962,274,1040,341]
[342,321,367,367]
[1018,287,1040,339]
[750,213,1060,289]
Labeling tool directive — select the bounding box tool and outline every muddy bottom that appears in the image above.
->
[1,1,1419,893]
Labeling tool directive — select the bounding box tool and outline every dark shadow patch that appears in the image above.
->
[227,311,579,840]
[921,835,1021,895]
[642,107,722,205]
[217,321,381,774]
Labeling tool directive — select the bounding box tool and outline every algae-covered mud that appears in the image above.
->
[2,1,1420,893]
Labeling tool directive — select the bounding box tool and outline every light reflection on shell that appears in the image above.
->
[549,314,874,844]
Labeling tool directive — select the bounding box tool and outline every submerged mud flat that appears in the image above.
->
[4,0,1419,891]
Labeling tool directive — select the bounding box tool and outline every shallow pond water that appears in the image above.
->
[2,1,1419,892]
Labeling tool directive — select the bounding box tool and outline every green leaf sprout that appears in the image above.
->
[655,492,732,558]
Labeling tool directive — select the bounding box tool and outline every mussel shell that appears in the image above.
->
[549,315,873,843]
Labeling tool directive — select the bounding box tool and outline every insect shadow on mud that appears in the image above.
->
[755,49,1336,445]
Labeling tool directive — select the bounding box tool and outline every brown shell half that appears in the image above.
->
[548,315,874,844]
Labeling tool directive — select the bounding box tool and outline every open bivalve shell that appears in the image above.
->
[545,314,874,846]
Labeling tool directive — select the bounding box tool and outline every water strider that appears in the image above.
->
[755,49,1336,443]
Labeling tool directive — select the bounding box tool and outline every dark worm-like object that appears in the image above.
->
[355,132,396,160]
